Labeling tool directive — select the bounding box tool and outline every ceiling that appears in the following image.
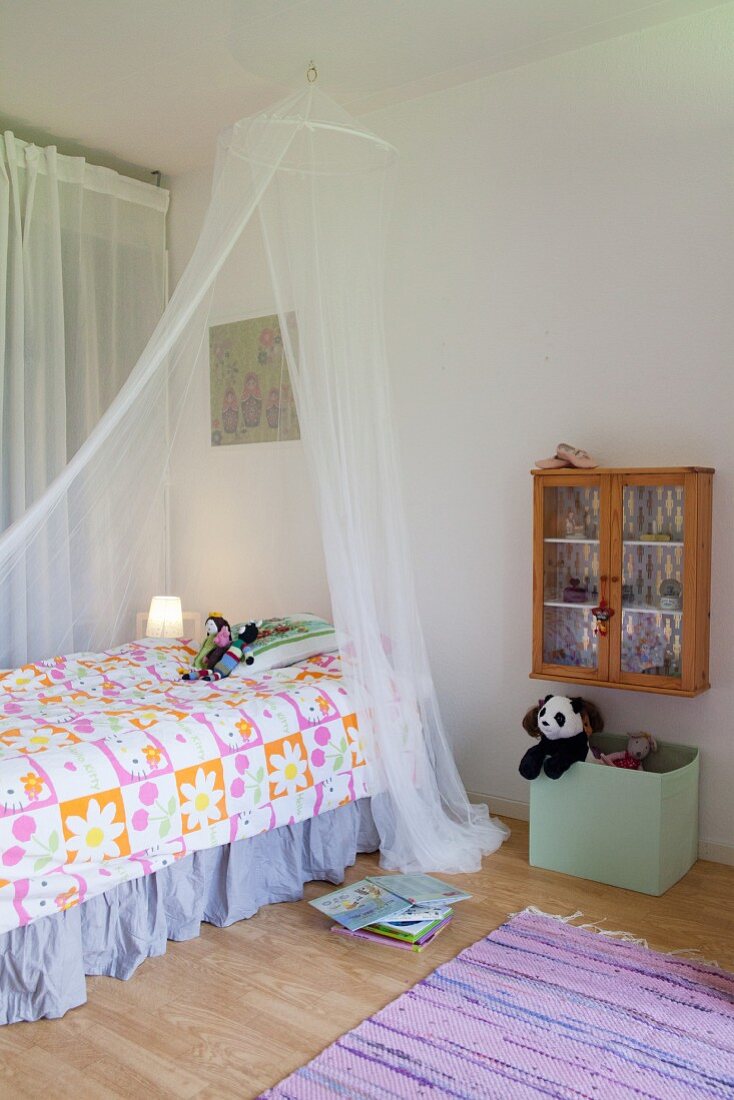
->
[0,0,727,179]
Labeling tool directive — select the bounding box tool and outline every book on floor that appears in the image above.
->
[366,873,472,907]
[382,905,451,924]
[330,915,452,952]
[308,878,412,931]
[368,908,453,944]
[310,874,470,933]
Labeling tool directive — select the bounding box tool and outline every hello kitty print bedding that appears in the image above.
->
[0,638,369,935]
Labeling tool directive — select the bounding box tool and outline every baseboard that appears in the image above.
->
[698,839,734,867]
[468,792,529,823]
[468,790,734,866]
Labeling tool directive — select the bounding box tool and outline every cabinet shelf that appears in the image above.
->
[622,605,683,617]
[544,600,595,610]
[544,537,599,545]
[623,539,684,548]
[532,467,712,696]
[543,601,683,618]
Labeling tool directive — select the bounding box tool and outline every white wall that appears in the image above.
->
[167,170,331,625]
[167,6,734,857]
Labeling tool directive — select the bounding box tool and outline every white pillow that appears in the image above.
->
[231,614,338,672]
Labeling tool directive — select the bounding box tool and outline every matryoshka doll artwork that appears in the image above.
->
[258,324,277,365]
[278,380,297,435]
[221,388,239,435]
[209,315,300,446]
[266,387,280,430]
[210,332,232,372]
[241,372,262,427]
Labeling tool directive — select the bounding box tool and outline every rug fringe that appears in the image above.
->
[511,906,721,968]
[511,905,584,925]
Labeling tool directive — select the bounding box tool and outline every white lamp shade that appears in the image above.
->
[146,596,183,638]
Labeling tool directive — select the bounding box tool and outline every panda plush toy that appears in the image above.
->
[519,694,603,781]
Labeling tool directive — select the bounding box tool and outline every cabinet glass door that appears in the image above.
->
[539,479,606,677]
[617,481,686,684]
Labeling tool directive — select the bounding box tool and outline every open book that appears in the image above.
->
[367,873,471,907]
[309,873,471,932]
[309,878,411,931]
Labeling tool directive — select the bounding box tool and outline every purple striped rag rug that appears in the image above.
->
[261,909,734,1099]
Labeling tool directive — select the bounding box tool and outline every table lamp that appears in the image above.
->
[146,595,184,638]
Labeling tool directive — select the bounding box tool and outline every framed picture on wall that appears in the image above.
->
[209,314,300,446]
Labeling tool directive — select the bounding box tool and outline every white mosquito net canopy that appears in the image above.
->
[0,87,507,872]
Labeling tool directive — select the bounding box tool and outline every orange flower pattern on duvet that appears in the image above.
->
[176,760,226,832]
[61,789,131,863]
[0,640,369,935]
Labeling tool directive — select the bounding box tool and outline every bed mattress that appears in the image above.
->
[0,638,369,935]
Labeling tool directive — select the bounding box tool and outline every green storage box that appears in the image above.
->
[529,733,699,895]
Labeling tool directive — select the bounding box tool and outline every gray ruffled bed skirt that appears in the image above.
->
[0,798,378,1026]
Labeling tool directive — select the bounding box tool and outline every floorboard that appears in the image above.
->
[3,819,733,1098]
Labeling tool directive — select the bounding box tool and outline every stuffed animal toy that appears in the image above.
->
[599,731,657,771]
[519,694,604,781]
[191,614,231,671]
[183,616,259,682]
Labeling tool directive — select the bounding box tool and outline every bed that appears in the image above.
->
[0,628,377,1024]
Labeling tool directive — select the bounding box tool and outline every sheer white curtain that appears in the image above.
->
[0,134,168,661]
[257,95,508,870]
[0,134,168,533]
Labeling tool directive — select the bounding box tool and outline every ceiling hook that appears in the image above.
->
[306,61,318,84]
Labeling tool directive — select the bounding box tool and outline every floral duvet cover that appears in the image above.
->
[0,638,369,936]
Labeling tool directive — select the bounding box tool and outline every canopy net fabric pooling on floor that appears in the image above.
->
[0,87,507,872]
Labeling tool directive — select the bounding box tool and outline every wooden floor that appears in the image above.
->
[2,819,733,1099]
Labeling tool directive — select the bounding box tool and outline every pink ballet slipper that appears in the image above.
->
[535,456,572,469]
[556,443,598,469]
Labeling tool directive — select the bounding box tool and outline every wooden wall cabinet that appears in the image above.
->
[531,467,713,697]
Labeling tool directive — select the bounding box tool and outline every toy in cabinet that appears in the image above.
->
[531,468,713,697]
